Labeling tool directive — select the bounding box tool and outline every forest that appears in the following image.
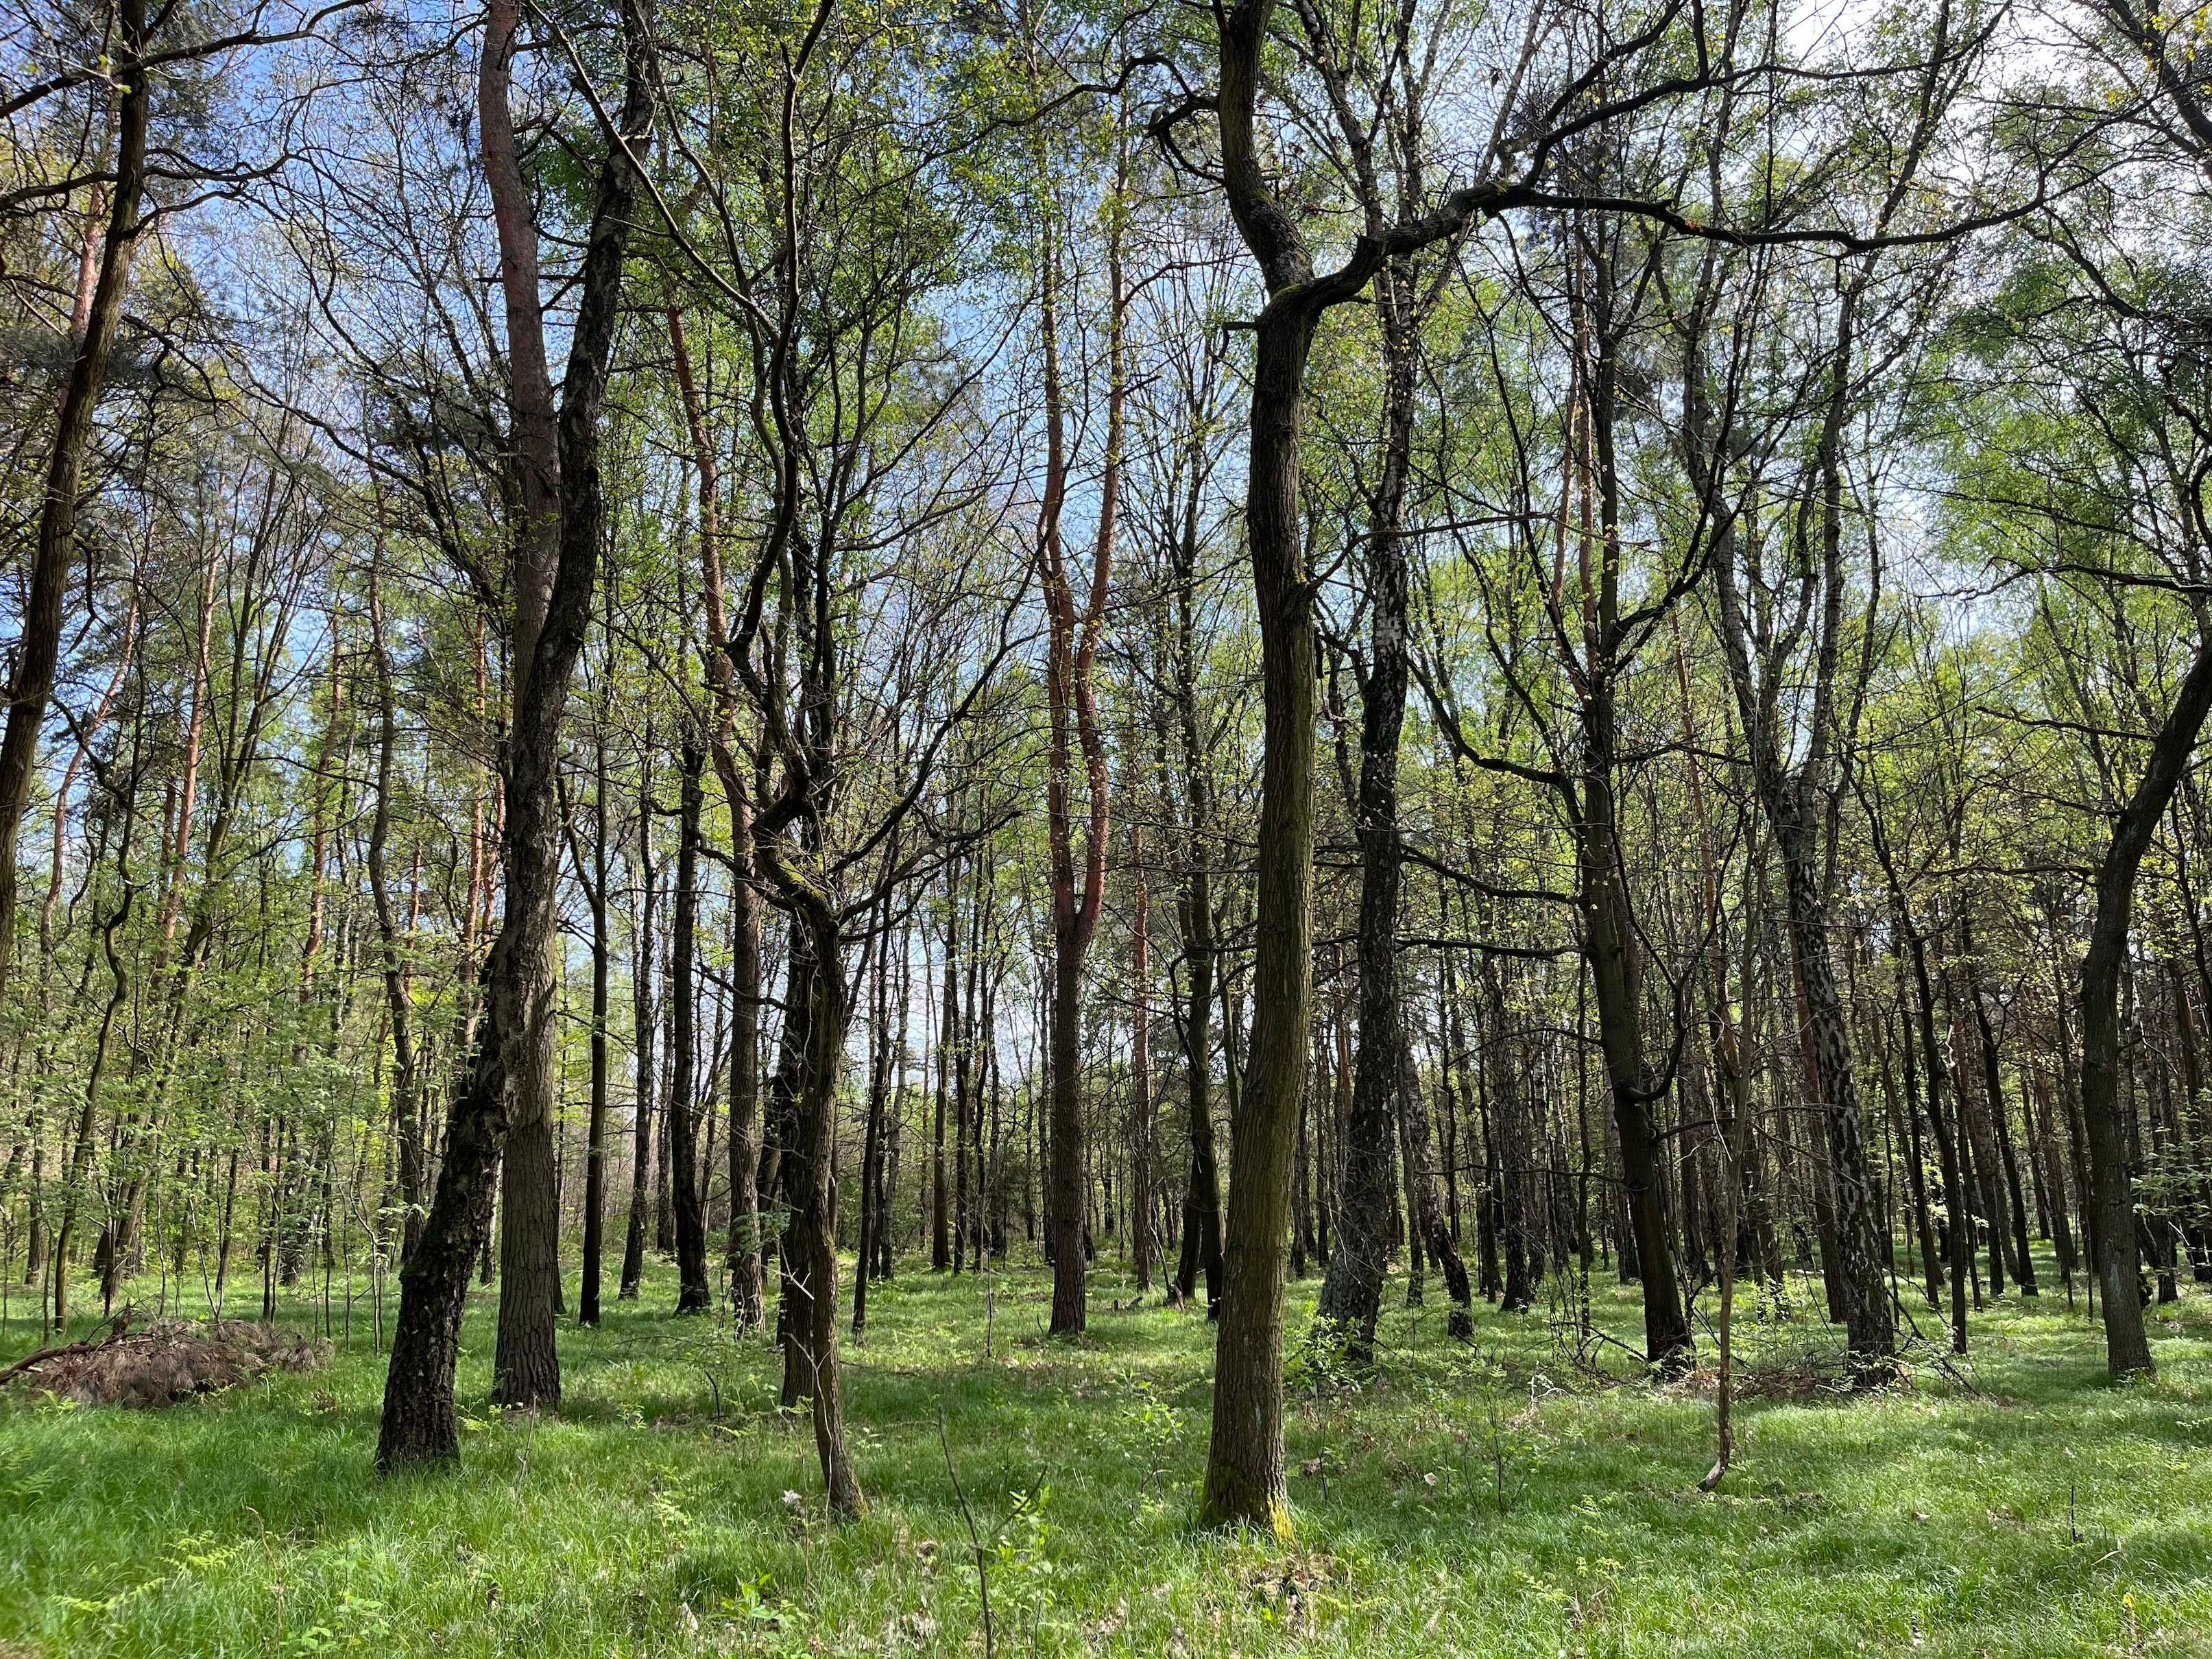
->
[3,0,2212,1650]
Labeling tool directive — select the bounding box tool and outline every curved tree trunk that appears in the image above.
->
[474,0,569,1415]
[2083,632,2212,1380]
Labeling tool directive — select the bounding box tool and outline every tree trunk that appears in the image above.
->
[376,0,651,1463]
[1131,823,1155,1293]
[1311,262,1419,1358]
[1698,310,1896,1376]
[665,302,765,1331]
[1969,959,2037,1296]
[1398,1044,1472,1338]
[1776,812,1897,1371]
[854,916,892,1336]
[579,732,612,1326]
[2082,631,2212,1379]
[726,844,765,1329]
[1171,521,1225,1314]
[1197,276,1319,1534]
[367,536,425,1266]
[782,913,864,1514]
[1583,813,1692,1372]
[621,775,657,1301]
[0,0,151,1010]
[932,905,955,1272]
[666,741,711,1313]
[1031,153,1121,1337]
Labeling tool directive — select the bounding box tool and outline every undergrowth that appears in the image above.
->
[1,1250,2207,1657]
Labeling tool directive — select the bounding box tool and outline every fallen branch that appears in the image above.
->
[0,1332,114,1387]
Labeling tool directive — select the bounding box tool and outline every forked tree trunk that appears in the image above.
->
[1696,303,1896,1377]
[376,0,651,1465]
[1032,147,1122,1337]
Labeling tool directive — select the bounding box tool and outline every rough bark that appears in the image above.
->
[376,0,651,1464]
[781,912,865,1514]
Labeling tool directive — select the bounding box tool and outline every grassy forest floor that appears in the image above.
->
[3,1250,2210,1658]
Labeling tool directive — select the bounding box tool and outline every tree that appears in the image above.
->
[376,0,653,1466]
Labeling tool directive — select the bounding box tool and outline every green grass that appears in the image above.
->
[3,1250,2209,1657]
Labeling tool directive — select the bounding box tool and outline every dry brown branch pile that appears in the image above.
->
[1,1319,330,1408]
